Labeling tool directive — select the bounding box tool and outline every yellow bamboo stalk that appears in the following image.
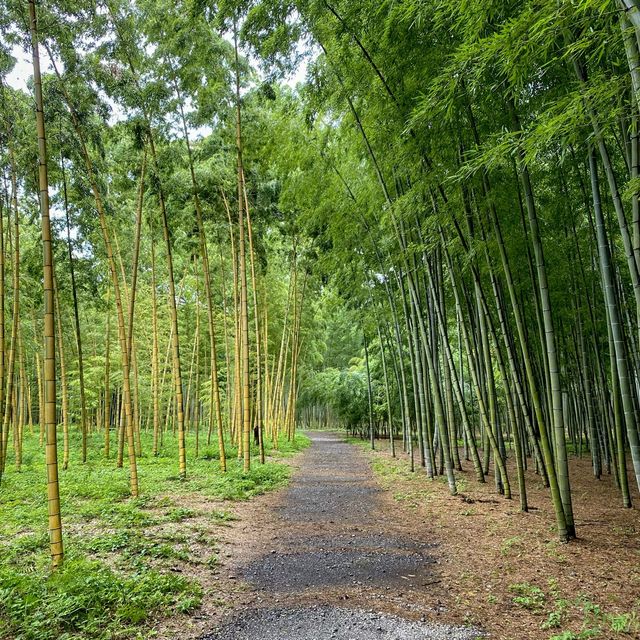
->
[54,277,70,470]
[45,51,138,497]
[223,192,241,452]
[216,227,233,443]
[12,370,19,471]
[113,226,143,458]
[262,286,270,442]
[234,25,251,472]
[30,0,63,567]
[0,152,18,479]
[150,225,160,456]
[0,189,5,477]
[243,185,264,463]
[34,329,44,448]
[104,290,111,458]
[185,278,199,432]
[286,271,307,440]
[273,257,295,439]
[16,324,26,470]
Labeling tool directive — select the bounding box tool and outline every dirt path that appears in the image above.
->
[201,432,481,639]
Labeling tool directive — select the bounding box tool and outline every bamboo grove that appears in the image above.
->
[0,0,311,568]
[2,0,640,569]
[239,0,640,544]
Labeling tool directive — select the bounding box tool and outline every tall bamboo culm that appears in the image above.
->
[29,0,63,568]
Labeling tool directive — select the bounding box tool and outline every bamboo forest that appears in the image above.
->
[1,0,640,639]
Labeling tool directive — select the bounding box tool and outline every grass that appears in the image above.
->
[0,556,202,640]
[500,535,523,557]
[509,582,547,611]
[344,439,438,509]
[508,581,640,639]
[0,429,310,640]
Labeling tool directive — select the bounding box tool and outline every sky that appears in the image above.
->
[7,44,35,92]
[6,39,309,94]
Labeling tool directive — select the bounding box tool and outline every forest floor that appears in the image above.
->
[183,432,480,640]
[346,436,640,640]
[174,431,639,640]
[4,431,637,640]
[0,431,310,640]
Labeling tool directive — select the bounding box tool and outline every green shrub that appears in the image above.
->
[0,557,201,640]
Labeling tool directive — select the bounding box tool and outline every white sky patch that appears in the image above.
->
[285,58,309,87]
[7,43,34,91]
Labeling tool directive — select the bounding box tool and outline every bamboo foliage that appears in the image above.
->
[5,0,640,568]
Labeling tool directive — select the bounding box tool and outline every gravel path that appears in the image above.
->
[205,606,479,640]
[203,432,482,640]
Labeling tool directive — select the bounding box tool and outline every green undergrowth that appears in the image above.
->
[509,580,640,639]
[0,556,201,640]
[0,430,310,640]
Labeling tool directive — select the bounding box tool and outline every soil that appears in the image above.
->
[357,436,640,640]
[152,432,639,640]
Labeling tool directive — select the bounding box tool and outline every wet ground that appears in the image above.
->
[202,432,482,640]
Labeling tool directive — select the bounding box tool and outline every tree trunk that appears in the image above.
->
[234,25,251,471]
[589,147,640,497]
[61,157,88,463]
[30,0,63,567]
